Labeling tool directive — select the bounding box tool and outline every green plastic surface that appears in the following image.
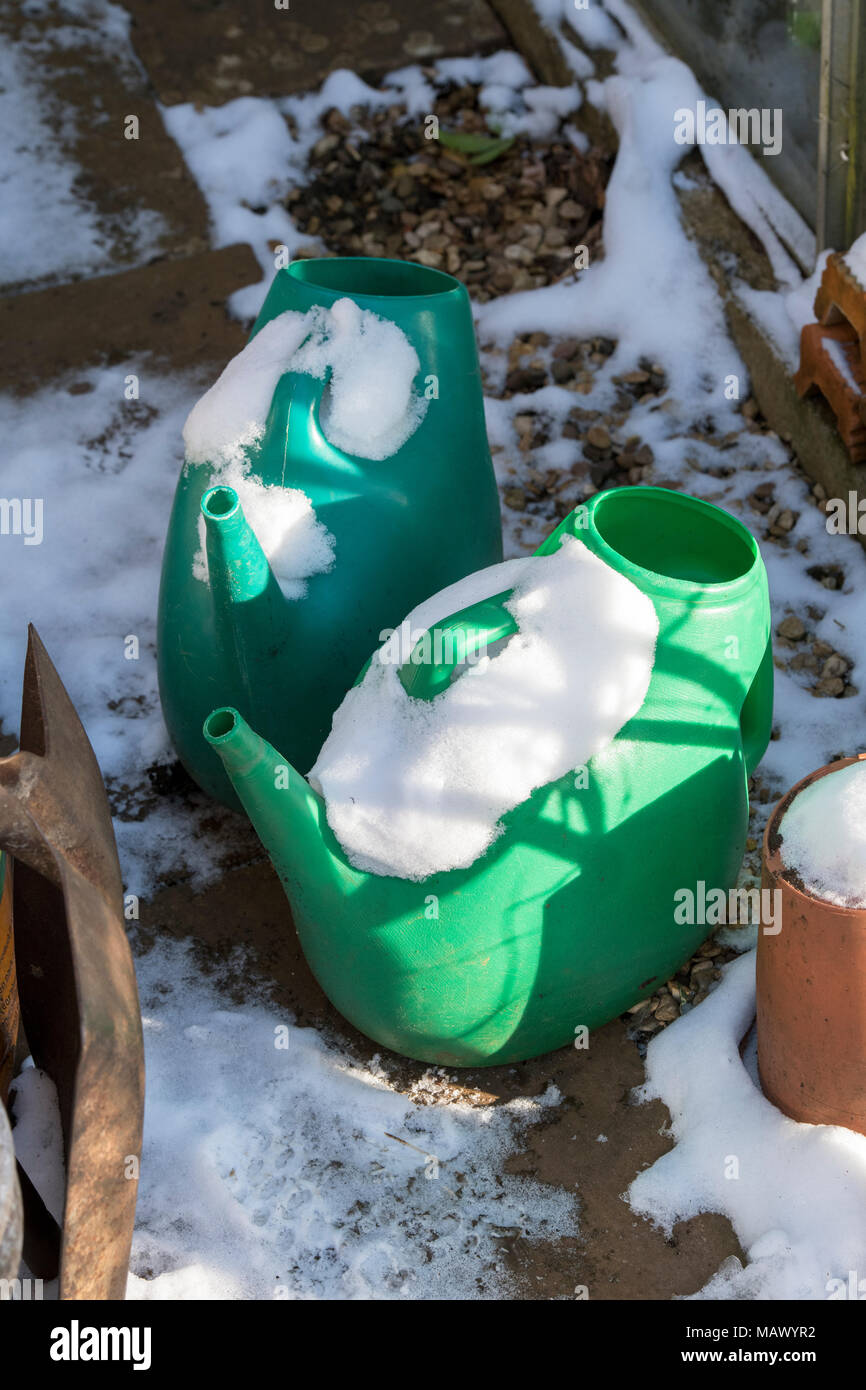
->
[158,257,502,807]
[205,487,772,1066]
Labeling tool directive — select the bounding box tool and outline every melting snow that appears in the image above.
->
[13,938,577,1301]
[312,536,658,880]
[778,760,866,908]
[630,953,866,1300]
[184,296,430,595]
[825,337,861,397]
[192,468,335,603]
[843,230,866,287]
[0,1,167,292]
[184,298,428,466]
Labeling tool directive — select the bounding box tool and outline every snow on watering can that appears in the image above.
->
[158,257,502,809]
[203,487,773,1066]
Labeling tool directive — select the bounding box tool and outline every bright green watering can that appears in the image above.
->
[204,487,773,1067]
[158,257,502,808]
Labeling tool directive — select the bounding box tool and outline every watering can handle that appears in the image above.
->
[398,590,518,701]
[739,636,774,779]
[399,599,776,778]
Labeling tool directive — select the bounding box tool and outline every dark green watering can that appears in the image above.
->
[204,487,773,1066]
[158,257,502,808]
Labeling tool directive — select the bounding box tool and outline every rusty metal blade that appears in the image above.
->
[0,625,144,1300]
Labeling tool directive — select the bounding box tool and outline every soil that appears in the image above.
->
[287,84,611,301]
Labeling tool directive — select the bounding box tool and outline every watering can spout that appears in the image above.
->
[200,485,288,719]
[201,484,273,605]
[202,706,360,899]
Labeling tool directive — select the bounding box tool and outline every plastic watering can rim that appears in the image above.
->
[577,486,764,603]
[204,706,245,745]
[201,484,242,521]
[284,255,467,304]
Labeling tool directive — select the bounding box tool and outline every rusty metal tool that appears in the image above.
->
[0,625,144,1299]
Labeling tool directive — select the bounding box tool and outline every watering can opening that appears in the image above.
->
[203,704,296,786]
[203,705,275,782]
[201,485,240,520]
[286,255,462,301]
[204,707,239,742]
[591,488,759,587]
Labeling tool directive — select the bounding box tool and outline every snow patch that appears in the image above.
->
[183,299,427,468]
[184,312,313,470]
[162,63,456,317]
[629,952,866,1299]
[0,366,265,893]
[12,938,577,1300]
[185,296,429,596]
[120,939,574,1299]
[532,0,813,287]
[9,1060,65,1226]
[779,761,866,909]
[843,231,866,287]
[736,250,831,370]
[478,56,745,418]
[161,49,561,316]
[481,82,583,140]
[311,536,658,880]
[0,11,166,290]
[825,337,861,396]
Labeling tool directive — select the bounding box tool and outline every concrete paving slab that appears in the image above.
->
[0,2,212,294]
[124,0,508,106]
[0,243,258,392]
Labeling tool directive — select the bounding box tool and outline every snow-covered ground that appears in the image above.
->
[632,953,866,1301]
[0,0,168,291]
[15,939,573,1300]
[4,0,866,1300]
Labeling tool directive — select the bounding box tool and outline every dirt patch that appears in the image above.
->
[288,82,610,302]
